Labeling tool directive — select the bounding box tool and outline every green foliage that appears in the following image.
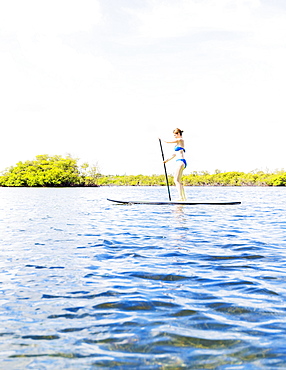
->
[95,174,175,187]
[182,171,263,186]
[95,171,286,187]
[0,155,100,187]
[1,157,286,187]
[266,172,286,186]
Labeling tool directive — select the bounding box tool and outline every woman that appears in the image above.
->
[163,128,187,201]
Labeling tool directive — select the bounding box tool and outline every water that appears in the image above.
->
[1,186,286,369]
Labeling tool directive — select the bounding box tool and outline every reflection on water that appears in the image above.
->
[1,186,286,369]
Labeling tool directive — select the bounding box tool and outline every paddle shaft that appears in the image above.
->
[159,139,172,201]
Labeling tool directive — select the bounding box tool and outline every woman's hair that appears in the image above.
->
[173,128,184,135]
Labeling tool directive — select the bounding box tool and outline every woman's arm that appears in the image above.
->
[163,154,176,163]
[164,140,178,144]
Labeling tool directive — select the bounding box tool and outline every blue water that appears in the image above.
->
[1,186,286,369]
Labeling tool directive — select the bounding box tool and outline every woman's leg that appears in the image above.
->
[174,163,186,201]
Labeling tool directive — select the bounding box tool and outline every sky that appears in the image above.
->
[1,0,286,175]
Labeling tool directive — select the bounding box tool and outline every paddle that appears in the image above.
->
[159,138,172,201]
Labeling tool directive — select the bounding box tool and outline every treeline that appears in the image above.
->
[96,171,286,186]
[0,155,285,187]
[0,155,100,187]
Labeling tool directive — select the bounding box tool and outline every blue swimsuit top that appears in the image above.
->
[174,146,185,152]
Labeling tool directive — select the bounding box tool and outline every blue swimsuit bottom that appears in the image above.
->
[176,159,187,168]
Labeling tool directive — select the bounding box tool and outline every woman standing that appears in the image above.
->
[163,128,187,201]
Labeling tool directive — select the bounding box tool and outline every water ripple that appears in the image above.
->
[1,187,286,368]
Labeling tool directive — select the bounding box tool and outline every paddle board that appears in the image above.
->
[107,198,241,206]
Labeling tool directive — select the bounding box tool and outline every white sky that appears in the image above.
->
[1,0,286,175]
